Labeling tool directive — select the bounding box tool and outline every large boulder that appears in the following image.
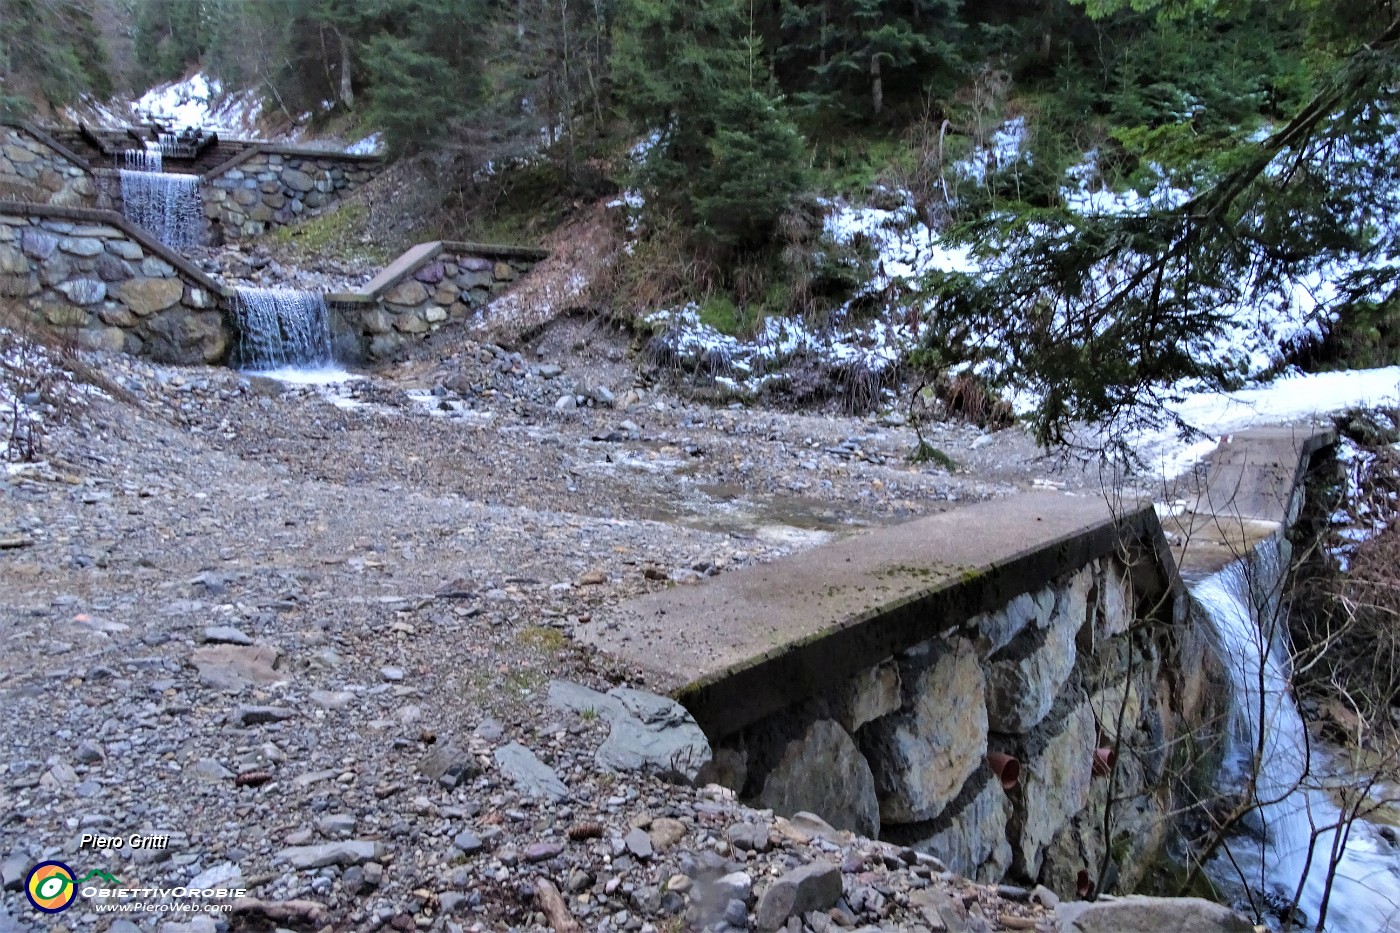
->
[861,641,987,824]
[116,276,184,315]
[756,718,880,839]
[548,680,712,785]
[909,771,1013,882]
[1014,699,1096,878]
[1055,896,1254,932]
[985,572,1089,733]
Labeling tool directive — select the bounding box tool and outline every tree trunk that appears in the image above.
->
[870,54,883,116]
[336,29,354,111]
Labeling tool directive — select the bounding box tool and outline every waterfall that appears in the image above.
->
[118,170,204,248]
[1194,542,1400,931]
[232,287,334,372]
[119,145,162,172]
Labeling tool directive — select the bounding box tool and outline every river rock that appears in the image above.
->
[1055,896,1254,932]
[754,861,842,931]
[385,280,429,306]
[276,840,382,869]
[862,641,987,824]
[493,743,568,800]
[190,644,283,691]
[419,742,480,788]
[756,718,879,838]
[548,680,713,784]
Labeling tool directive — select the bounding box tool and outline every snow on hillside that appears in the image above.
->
[134,73,264,136]
[643,120,1400,475]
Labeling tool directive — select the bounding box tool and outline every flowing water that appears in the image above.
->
[119,145,162,172]
[118,170,204,247]
[1194,541,1400,931]
[232,287,336,373]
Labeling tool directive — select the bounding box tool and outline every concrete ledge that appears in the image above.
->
[358,240,550,300]
[584,494,1178,739]
[0,200,230,297]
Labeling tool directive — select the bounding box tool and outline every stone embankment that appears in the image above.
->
[588,428,1333,904]
[0,123,96,207]
[0,201,229,362]
[200,147,379,239]
[336,240,548,360]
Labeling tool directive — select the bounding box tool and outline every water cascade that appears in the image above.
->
[119,144,162,172]
[118,169,204,247]
[232,287,334,372]
[1194,541,1400,931]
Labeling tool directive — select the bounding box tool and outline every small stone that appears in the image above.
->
[2,855,28,891]
[453,830,483,854]
[649,817,686,852]
[193,759,234,782]
[317,814,356,838]
[713,871,752,904]
[419,743,480,789]
[381,666,405,682]
[624,827,654,860]
[475,718,504,742]
[724,898,750,929]
[234,706,295,726]
[729,823,770,853]
[201,626,253,646]
[75,740,104,763]
[554,394,576,412]
[524,841,565,863]
[494,743,568,800]
[310,690,356,710]
[275,840,382,869]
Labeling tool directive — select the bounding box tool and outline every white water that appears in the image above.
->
[233,287,335,373]
[1194,543,1400,931]
[118,170,204,247]
[119,145,162,172]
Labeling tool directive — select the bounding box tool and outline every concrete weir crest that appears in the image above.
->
[584,426,1336,895]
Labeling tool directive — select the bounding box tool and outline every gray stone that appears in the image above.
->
[1,855,27,891]
[380,666,404,681]
[189,862,241,890]
[970,586,1053,658]
[754,862,842,932]
[139,256,175,277]
[862,641,987,824]
[493,743,568,800]
[1055,896,1254,932]
[985,574,1088,733]
[728,823,770,853]
[554,394,576,412]
[282,168,316,192]
[193,758,234,782]
[59,237,104,257]
[234,705,295,726]
[757,719,879,838]
[912,773,1012,883]
[317,814,356,838]
[590,384,615,406]
[842,660,901,732]
[419,743,480,789]
[414,261,445,284]
[309,690,355,710]
[525,841,565,862]
[75,739,104,763]
[20,229,57,260]
[107,240,144,260]
[712,871,752,904]
[453,830,483,854]
[1015,700,1096,878]
[548,680,712,784]
[275,840,382,869]
[201,626,253,646]
[624,827,654,860]
[57,278,106,305]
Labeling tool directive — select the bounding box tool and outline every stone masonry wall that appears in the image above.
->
[719,554,1228,900]
[204,151,376,239]
[0,212,229,364]
[358,250,542,360]
[0,126,96,208]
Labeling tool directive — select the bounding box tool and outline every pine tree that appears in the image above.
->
[612,0,808,256]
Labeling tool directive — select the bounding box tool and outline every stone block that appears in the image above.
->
[861,641,987,825]
[116,277,184,315]
[384,280,429,307]
[756,719,879,838]
[842,659,901,733]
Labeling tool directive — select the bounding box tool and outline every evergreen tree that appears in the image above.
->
[0,0,112,114]
[778,0,965,120]
[612,0,808,256]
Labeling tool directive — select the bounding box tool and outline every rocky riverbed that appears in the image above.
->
[0,323,1247,933]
